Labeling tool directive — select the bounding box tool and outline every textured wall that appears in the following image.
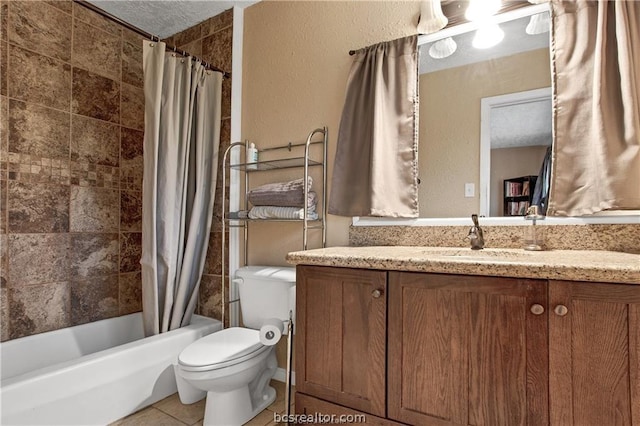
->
[164,9,233,324]
[242,1,421,266]
[0,0,146,341]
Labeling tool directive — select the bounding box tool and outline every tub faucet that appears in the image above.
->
[467,214,484,250]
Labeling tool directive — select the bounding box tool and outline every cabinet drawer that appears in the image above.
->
[296,393,406,426]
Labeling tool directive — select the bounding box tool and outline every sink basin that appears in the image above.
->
[418,248,534,260]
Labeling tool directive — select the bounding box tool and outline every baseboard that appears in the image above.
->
[273,367,296,386]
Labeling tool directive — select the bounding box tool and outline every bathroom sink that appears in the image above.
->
[418,248,534,260]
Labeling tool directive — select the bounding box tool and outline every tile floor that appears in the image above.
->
[110,381,295,426]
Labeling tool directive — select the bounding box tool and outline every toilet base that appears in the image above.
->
[203,384,276,426]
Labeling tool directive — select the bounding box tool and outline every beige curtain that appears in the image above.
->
[141,42,222,336]
[547,0,640,216]
[329,35,419,218]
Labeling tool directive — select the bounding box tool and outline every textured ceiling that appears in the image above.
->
[87,0,259,39]
[490,97,552,149]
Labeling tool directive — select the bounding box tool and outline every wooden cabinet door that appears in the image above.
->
[388,272,548,426]
[296,266,387,417]
[549,280,640,426]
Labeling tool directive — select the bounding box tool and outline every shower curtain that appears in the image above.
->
[141,41,222,336]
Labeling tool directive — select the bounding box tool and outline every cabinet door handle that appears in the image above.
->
[554,305,569,316]
[530,304,545,315]
[371,289,382,299]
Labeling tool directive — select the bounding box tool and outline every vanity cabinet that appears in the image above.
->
[295,266,387,417]
[388,272,549,426]
[295,265,640,426]
[548,280,640,426]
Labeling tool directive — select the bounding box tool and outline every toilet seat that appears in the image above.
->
[178,327,269,372]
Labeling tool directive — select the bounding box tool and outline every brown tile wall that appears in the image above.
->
[164,9,233,325]
[0,0,145,341]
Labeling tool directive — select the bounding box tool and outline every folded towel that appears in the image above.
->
[226,210,249,219]
[248,177,314,207]
[248,205,318,220]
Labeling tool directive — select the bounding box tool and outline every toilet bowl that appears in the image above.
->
[174,266,296,426]
[175,327,278,425]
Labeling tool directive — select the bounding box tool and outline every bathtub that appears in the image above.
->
[1,313,221,425]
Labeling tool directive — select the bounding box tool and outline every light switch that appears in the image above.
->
[465,183,475,198]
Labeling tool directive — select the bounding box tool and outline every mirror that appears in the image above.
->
[417,5,552,218]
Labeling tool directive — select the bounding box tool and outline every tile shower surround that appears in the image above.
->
[0,1,234,341]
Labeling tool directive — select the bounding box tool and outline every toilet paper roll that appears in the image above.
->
[259,318,284,346]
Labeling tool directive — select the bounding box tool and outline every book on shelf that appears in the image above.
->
[508,201,519,216]
[518,201,530,215]
[505,181,523,197]
[522,181,530,196]
[506,200,531,216]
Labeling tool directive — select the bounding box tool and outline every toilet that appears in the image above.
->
[174,266,296,426]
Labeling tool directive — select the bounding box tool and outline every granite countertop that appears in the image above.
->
[286,246,640,284]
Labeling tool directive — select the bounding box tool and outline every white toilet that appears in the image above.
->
[174,266,296,426]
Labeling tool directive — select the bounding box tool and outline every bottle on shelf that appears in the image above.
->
[246,142,259,169]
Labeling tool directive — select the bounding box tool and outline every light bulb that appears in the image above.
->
[526,12,550,35]
[428,37,457,59]
[472,23,505,49]
[465,0,502,22]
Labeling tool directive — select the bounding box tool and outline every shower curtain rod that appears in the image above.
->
[73,0,231,79]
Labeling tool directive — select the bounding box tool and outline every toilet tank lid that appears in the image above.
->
[235,266,296,283]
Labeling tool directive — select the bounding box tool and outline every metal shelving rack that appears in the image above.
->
[219,127,327,422]
[220,126,328,323]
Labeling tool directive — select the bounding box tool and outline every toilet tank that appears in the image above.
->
[235,266,296,330]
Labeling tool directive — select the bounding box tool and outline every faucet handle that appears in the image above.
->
[471,214,480,227]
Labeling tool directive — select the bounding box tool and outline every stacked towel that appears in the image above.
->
[248,205,318,220]
[248,177,314,207]
[247,177,319,220]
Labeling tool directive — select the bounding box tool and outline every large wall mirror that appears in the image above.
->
[418,4,551,218]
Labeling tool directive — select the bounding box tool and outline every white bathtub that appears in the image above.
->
[0,313,221,425]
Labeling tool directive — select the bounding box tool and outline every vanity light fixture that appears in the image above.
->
[465,0,502,22]
[526,12,550,35]
[472,23,505,49]
[429,37,457,59]
[417,0,448,34]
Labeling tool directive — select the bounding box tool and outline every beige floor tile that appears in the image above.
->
[243,409,276,426]
[267,381,295,413]
[154,393,205,425]
[110,406,185,426]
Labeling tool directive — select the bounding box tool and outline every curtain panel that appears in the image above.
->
[329,35,419,218]
[141,42,222,336]
[548,0,640,216]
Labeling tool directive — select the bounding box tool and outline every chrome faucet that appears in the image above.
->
[467,214,485,250]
